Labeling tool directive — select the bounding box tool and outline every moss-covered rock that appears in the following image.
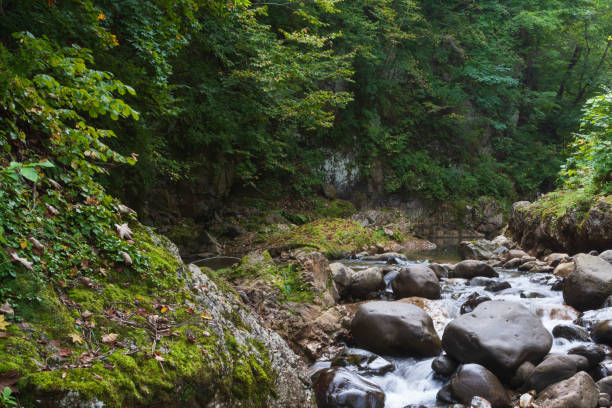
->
[3,229,313,408]
[509,191,612,255]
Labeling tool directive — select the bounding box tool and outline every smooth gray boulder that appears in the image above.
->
[601,250,612,265]
[563,254,612,311]
[453,260,498,279]
[391,265,441,299]
[591,320,612,346]
[349,267,386,299]
[442,300,552,378]
[329,262,354,296]
[312,367,385,408]
[535,371,598,408]
[597,376,612,398]
[450,364,511,408]
[351,301,442,357]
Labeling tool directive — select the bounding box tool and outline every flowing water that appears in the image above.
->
[314,255,591,408]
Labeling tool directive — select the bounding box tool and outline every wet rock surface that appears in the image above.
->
[534,371,599,408]
[442,300,552,377]
[391,265,441,299]
[312,367,385,408]
[350,301,442,356]
[450,364,511,408]
[452,260,498,279]
[564,254,612,311]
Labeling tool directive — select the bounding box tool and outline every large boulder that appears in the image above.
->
[450,364,511,408]
[453,260,498,279]
[601,250,612,265]
[534,371,598,408]
[597,376,612,397]
[391,265,441,299]
[563,254,612,311]
[329,262,355,297]
[331,349,394,376]
[459,240,497,260]
[312,367,385,408]
[349,267,386,299]
[351,301,442,357]
[442,300,552,378]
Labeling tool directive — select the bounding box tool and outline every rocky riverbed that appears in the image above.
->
[308,237,612,408]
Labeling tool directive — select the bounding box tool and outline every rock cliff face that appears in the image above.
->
[509,194,612,255]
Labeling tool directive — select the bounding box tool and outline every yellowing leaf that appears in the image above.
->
[69,333,83,344]
[160,307,167,314]
[135,296,144,300]
[19,240,27,249]
[0,316,9,331]
[200,312,212,320]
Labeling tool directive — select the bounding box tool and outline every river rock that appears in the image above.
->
[505,249,529,260]
[329,262,355,297]
[349,267,386,299]
[391,265,441,299]
[552,324,591,342]
[460,293,492,314]
[545,253,570,266]
[312,367,385,408]
[450,364,511,408]
[485,281,511,292]
[568,344,607,367]
[362,252,407,262]
[442,300,552,377]
[470,396,493,408]
[534,371,598,408]
[554,261,575,277]
[511,361,536,388]
[524,355,578,392]
[459,240,496,260]
[591,320,612,346]
[432,354,459,377]
[331,348,394,376]
[351,301,442,356]
[453,260,498,279]
[597,377,612,398]
[601,250,612,265]
[504,258,525,269]
[429,263,449,279]
[563,254,612,311]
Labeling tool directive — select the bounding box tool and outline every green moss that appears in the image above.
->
[165,218,200,248]
[314,199,357,218]
[266,218,375,257]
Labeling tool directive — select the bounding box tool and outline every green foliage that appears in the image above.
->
[560,90,612,194]
[0,386,17,408]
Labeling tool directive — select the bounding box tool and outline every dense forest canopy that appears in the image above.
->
[1,0,611,209]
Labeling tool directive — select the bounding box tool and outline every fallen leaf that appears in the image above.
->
[0,302,14,316]
[58,348,73,357]
[200,312,212,320]
[93,373,104,381]
[69,333,83,344]
[7,249,33,271]
[61,371,67,379]
[101,333,119,344]
[120,251,132,265]
[29,237,45,255]
[19,240,27,249]
[79,352,95,364]
[0,316,9,331]
[45,203,60,216]
[154,355,165,362]
[48,178,62,190]
[0,332,10,339]
[81,310,93,319]
[160,307,167,314]
[115,223,133,240]
[117,204,135,214]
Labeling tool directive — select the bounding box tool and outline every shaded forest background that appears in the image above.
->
[1,0,611,218]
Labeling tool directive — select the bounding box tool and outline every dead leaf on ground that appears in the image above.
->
[0,333,10,339]
[45,203,60,216]
[154,355,165,362]
[58,348,73,357]
[61,371,67,379]
[120,251,132,265]
[7,249,33,271]
[101,333,119,344]
[69,333,83,344]
[115,223,133,240]
[0,302,14,316]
